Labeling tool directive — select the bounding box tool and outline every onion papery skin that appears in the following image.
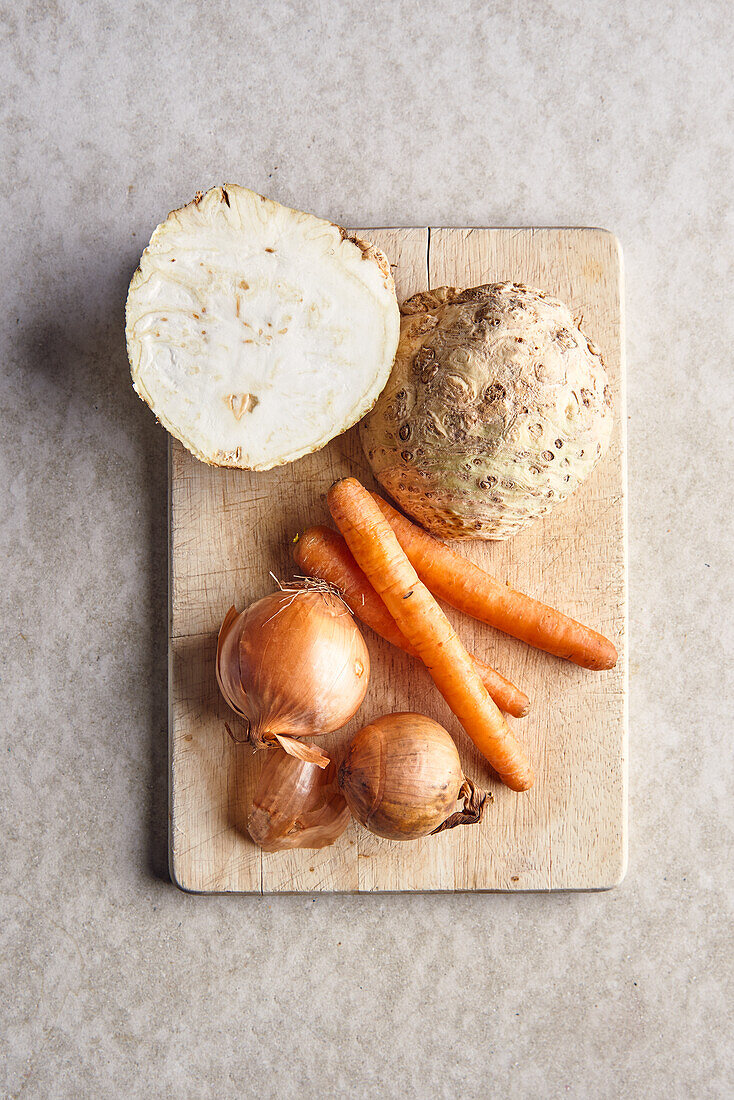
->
[338,712,466,841]
[216,588,370,746]
[248,750,351,852]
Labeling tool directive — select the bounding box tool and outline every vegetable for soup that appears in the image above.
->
[361,282,612,539]
[127,184,399,469]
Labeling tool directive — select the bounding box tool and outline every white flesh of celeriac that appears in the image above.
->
[126,185,400,469]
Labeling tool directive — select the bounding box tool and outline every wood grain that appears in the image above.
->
[169,227,627,893]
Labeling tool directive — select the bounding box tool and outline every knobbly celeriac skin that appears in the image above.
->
[360,281,613,540]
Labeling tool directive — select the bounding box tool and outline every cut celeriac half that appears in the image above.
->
[126,185,400,469]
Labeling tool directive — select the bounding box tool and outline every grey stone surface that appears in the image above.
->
[2,1,732,1097]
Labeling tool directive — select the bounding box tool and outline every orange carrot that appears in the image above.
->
[294,525,531,719]
[373,494,617,671]
[327,478,534,792]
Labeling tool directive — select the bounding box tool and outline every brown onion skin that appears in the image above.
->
[248,750,351,852]
[338,712,464,840]
[219,589,370,742]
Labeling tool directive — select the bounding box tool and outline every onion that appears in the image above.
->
[248,749,351,851]
[216,583,370,766]
[338,712,486,840]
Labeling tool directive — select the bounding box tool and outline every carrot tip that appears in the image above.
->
[507,771,535,792]
[587,645,618,671]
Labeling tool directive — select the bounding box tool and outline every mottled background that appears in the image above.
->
[2,1,732,1097]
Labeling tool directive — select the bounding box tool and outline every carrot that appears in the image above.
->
[294,525,531,719]
[373,494,617,671]
[327,478,534,792]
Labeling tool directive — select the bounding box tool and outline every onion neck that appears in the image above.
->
[226,719,329,768]
[431,778,488,834]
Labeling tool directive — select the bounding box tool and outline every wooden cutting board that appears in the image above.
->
[169,227,627,893]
